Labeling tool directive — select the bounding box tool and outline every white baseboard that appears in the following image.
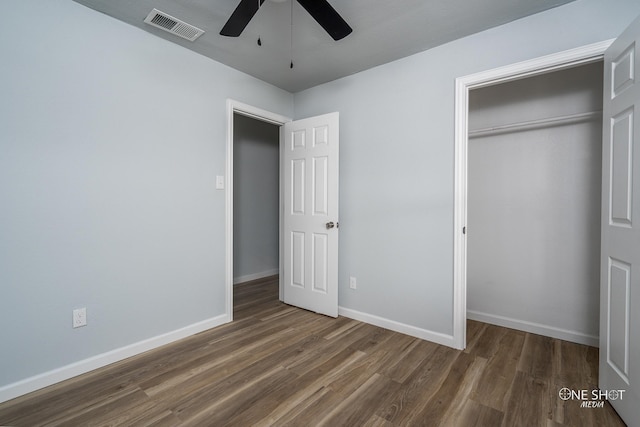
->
[234,269,279,285]
[467,310,599,347]
[338,307,456,348]
[0,314,230,404]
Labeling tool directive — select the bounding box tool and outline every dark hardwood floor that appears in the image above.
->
[0,276,626,426]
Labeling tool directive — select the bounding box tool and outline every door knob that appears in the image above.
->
[326,221,335,229]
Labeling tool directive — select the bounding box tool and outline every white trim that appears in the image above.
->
[456,39,614,90]
[453,40,614,350]
[229,100,291,126]
[225,100,291,321]
[453,73,469,350]
[467,310,599,347]
[339,307,456,348]
[233,269,280,285]
[0,315,228,404]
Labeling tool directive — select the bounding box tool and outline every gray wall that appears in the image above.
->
[0,0,292,389]
[467,62,603,343]
[293,0,640,337]
[233,114,280,283]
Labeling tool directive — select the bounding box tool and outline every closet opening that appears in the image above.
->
[466,61,603,346]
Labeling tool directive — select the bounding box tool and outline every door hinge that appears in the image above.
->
[463,226,466,235]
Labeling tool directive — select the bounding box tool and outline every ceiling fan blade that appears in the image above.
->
[296,0,352,41]
[220,0,266,37]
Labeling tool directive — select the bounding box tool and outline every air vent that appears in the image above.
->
[144,9,204,42]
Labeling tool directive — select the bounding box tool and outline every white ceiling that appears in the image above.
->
[72,0,576,93]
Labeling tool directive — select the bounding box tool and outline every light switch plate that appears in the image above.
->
[216,176,225,190]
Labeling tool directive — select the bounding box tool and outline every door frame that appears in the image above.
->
[452,40,614,350]
[225,99,292,320]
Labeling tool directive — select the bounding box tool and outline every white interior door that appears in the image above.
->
[600,14,640,427]
[283,112,339,317]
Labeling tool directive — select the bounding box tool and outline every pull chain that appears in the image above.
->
[257,0,262,47]
[290,0,294,69]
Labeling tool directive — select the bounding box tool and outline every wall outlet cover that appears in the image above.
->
[73,308,87,328]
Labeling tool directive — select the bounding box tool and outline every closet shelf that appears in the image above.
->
[469,110,602,139]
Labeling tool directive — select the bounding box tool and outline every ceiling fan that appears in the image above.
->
[220,0,352,41]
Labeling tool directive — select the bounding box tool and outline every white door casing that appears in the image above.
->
[453,40,613,350]
[283,113,339,317]
[600,14,640,426]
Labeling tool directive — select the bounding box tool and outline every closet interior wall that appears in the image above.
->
[467,62,604,345]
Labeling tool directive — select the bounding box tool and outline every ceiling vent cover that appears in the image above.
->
[144,9,204,42]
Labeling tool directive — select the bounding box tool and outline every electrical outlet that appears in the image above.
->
[349,276,357,289]
[73,308,87,328]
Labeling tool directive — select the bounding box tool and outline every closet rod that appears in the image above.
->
[469,110,602,139]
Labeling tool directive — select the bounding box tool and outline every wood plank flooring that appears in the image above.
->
[0,276,626,426]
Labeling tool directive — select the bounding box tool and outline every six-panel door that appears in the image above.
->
[283,113,339,317]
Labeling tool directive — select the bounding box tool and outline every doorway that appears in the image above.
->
[466,62,603,346]
[233,114,280,285]
[452,40,613,349]
[225,101,341,320]
[225,100,291,320]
